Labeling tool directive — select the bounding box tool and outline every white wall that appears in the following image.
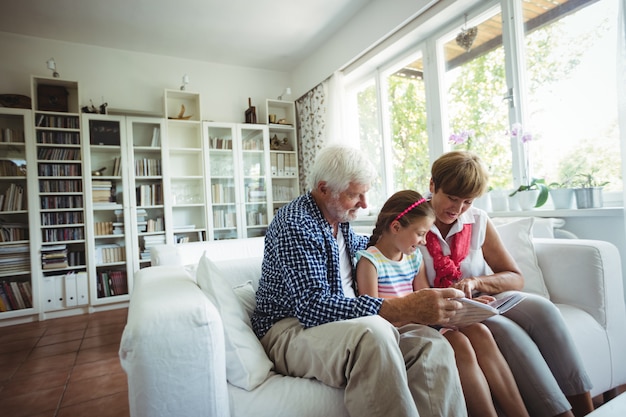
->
[290,0,440,96]
[0,32,290,123]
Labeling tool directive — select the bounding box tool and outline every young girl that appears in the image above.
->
[356,190,530,417]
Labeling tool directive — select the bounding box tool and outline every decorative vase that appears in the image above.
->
[473,192,492,212]
[550,188,575,209]
[517,190,539,210]
[574,187,603,209]
[490,190,509,212]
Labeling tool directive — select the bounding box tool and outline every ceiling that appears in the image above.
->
[0,0,373,72]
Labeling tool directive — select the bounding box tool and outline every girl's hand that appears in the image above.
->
[473,294,496,304]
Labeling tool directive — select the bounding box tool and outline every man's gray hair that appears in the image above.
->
[307,145,377,194]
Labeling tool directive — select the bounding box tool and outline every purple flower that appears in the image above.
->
[509,123,523,138]
[508,123,532,143]
[449,130,474,144]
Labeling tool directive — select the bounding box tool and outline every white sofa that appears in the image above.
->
[119,219,626,417]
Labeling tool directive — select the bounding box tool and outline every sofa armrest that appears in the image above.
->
[119,266,230,417]
[533,238,624,328]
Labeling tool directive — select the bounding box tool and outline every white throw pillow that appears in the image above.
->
[196,254,272,390]
[233,280,256,318]
[494,217,551,299]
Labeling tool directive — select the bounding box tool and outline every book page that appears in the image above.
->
[443,293,526,329]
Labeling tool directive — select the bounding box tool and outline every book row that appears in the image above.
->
[41,211,84,226]
[37,147,81,161]
[136,183,163,206]
[96,269,128,298]
[0,223,28,243]
[38,163,82,176]
[40,195,83,209]
[0,183,25,211]
[137,216,165,233]
[94,221,124,236]
[210,183,236,204]
[42,227,84,243]
[0,127,24,143]
[39,179,82,193]
[36,114,80,129]
[134,158,162,176]
[94,244,125,264]
[37,131,81,145]
[0,280,32,311]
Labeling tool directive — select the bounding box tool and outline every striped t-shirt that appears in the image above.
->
[356,246,422,298]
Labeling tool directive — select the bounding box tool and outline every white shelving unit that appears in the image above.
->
[265,99,299,218]
[0,107,38,319]
[162,89,208,244]
[82,114,133,305]
[125,116,167,271]
[204,122,271,240]
[31,76,90,318]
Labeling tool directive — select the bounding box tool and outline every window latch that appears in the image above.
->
[503,88,514,108]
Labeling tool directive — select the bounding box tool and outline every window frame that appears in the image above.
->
[342,0,622,206]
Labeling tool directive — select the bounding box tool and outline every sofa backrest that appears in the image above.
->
[150,237,265,288]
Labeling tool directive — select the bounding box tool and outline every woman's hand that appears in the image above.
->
[452,277,480,298]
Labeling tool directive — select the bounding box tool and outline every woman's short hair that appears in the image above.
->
[431,150,489,198]
[308,145,377,194]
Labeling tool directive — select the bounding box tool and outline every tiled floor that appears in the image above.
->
[0,308,129,417]
[0,308,623,417]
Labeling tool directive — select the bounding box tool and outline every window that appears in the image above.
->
[523,0,621,191]
[343,0,622,209]
[442,7,512,189]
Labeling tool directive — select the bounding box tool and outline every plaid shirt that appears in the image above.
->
[251,193,383,339]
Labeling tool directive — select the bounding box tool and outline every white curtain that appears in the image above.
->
[616,0,626,330]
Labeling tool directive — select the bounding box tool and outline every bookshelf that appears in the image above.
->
[265,99,300,217]
[82,114,133,305]
[125,117,167,270]
[162,89,208,244]
[0,108,38,317]
[204,122,271,239]
[32,76,89,316]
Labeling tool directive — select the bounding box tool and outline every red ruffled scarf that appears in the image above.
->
[426,224,472,288]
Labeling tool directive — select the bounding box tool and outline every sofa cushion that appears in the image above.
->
[233,280,256,318]
[493,217,550,299]
[197,254,273,390]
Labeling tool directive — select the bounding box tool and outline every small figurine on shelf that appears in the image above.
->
[82,100,98,113]
[270,134,293,151]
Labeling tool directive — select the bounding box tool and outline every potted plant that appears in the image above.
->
[573,171,608,209]
[509,178,549,210]
[548,178,576,210]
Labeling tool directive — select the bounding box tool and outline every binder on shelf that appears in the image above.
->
[277,153,285,176]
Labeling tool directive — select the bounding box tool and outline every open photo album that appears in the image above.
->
[444,292,526,329]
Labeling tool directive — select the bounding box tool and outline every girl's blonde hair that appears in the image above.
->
[367,190,434,247]
[431,150,489,198]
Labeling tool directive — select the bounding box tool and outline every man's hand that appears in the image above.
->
[379,288,464,326]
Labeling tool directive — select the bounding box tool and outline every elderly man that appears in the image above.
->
[252,145,466,417]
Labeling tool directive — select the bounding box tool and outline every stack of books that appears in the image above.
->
[92,180,114,204]
[41,244,69,269]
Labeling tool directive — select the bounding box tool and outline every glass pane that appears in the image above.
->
[387,54,430,195]
[442,7,512,190]
[523,0,621,191]
[354,78,385,213]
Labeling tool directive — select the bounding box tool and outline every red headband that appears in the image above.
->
[394,198,427,222]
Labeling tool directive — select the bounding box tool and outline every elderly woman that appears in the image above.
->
[419,150,594,417]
